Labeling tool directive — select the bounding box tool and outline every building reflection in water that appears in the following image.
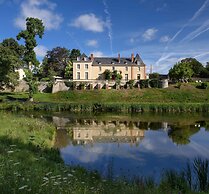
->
[53,117,148,147]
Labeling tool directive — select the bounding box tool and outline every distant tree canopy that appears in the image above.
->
[181,58,204,77]
[0,38,24,89]
[40,47,81,79]
[169,62,194,82]
[169,58,209,81]
[149,72,160,79]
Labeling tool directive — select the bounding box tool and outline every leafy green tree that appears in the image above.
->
[149,72,160,79]
[181,58,204,77]
[40,47,71,78]
[64,61,73,79]
[0,45,20,89]
[1,38,25,60]
[70,49,81,61]
[169,62,194,82]
[103,69,112,80]
[17,17,45,101]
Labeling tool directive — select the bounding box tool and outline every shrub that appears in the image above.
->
[139,79,149,89]
[149,79,159,88]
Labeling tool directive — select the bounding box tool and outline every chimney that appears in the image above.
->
[118,53,120,63]
[90,53,94,61]
[131,53,134,63]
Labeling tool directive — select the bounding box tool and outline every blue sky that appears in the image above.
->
[0,0,209,73]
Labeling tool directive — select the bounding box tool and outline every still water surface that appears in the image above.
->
[49,112,209,181]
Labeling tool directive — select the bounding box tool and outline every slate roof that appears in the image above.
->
[92,54,146,66]
[93,57,133,65]
[75,53,146,66]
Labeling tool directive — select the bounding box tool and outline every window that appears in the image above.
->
[112,66,115,70]
[125,66,128,71]
[77,72,80,80]
[98,74,102,80]
[99,66,102,71]
[125,74,128,81]
[77,64,80,69]
[137,74,140,80]
[85,72,88,80]
[85,64,88,69]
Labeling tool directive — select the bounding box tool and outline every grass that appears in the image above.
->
[0,111,209,193]
[0,83,209,113]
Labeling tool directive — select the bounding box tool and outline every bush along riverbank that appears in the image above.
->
[0,101,209,113]
[0,111,209,193]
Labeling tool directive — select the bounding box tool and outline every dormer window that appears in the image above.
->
[98,62,101,65]
[84,57,88,61]
[111,62,115,64]
[124,62,127,64]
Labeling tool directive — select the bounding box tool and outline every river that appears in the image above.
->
[44,112,209,181]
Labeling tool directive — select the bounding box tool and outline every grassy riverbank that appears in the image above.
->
[0,112,209,193]
[0,83,209,112]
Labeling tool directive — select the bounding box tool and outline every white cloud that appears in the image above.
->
[34,45,48,57]
[142,28,158,41]
[160,35,170,43]
[71,13,105,32]
[91,51,104,57]
[14,0,63,30]
[86,40,98,47]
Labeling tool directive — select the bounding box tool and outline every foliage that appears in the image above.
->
[70,49,81,60]
[169,62,194,82]
[193,158,209,192]
[41,47,71,78]
[1,38,25,60]
[24,70,39,98]
[103,69,122,81]
[0,45,20,89]
[149,79,160,88]
[139,79,149,89]
[196,82,208,89]
[181,58,204,77]
[128,80,135,89]
[16,17,44,100]
[103,69,112,80]
[64,61,73,79]
[149,72,160,79]
[17,17,44,69]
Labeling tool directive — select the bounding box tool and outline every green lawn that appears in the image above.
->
[0,83,209,112]
[32,83,209,104]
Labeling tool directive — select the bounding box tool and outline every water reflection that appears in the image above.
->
[51,113,209,180]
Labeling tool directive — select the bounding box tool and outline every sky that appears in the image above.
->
[0,0,209,73]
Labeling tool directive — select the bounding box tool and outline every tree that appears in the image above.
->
[169,62,194,82]
[1,38,25,60]
[181,58,204,77]
[17,17,45,101]
[64,61,73,79]
[0,45,20,89]
[40,47,70,78]
[103,69,112,80]
[149,72,160,79]
[70,49,81,61]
